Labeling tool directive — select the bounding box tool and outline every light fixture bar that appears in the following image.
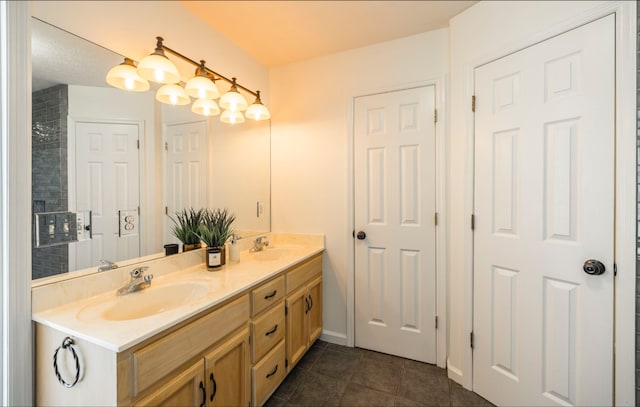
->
[161,44,258,98]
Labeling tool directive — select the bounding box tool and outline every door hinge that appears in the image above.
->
[434,109,438,123]
[137,206,140,216]
[137,139,140,149]
[164,141,168,151]
[471,95,476,112]
[434,212,439,226]
[614,263,617,276]
[165,206,169,215]
[470,331,474,349]
[470,214,475,230]
[435,315,439,329]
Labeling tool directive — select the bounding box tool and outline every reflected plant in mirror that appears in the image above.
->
[31,18,271,282]
[169,208,204,252]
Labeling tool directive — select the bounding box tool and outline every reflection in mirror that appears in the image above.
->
[31,18,270,281]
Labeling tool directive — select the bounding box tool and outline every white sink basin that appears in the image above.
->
[249,246,306,262]
[77,282,209,321]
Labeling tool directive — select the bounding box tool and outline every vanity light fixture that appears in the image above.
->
[155,83,190,106]
[192,98,221,117]
[106,36,270,123]
[105,58,150,92]
[219,78,248,112]
[220,109,245,124]
[245,91,271,121]
[136,37,180,84]
[184,60,220,100]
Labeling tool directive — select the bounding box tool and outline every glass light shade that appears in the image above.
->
[185,76,220,100]
[219,89,248,111]
[106,58,149,92]
[137,54,180,84]
[220,109,245,124]
[156,84,190,106]
[192,99,221,117]
[245,101,271,121]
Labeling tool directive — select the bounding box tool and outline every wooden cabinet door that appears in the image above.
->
[307,277,323,344]
[285,286,308,369]
[133,360,205,407]
[205,327,250,407]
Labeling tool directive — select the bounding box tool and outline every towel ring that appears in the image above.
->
[53,337,80,388]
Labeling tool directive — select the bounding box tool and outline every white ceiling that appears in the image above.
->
[181,1,477,68]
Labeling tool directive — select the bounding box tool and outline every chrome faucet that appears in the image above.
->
[97,259,118,272]
[117,267,153,296]
[251,236,270,252]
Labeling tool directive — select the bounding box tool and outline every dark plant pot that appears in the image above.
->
[206,246,226,270]
[183,243,201,252]
[164,244,179,256]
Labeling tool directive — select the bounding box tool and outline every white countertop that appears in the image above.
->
[32,234,324,352]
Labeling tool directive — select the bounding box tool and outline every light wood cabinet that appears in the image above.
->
[133,360,205,407]
[285,256,323,370]
[205,327,250,407]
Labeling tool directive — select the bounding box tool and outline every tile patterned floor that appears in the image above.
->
[265,340,493,407]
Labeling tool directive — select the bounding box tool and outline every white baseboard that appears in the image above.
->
[319,329,348,346]
[447,358,465,386]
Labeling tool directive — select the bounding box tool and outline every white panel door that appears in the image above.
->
[164,121,208,244]
[354,86,437,363]
[75,122,140,270]
[473,15,614,406]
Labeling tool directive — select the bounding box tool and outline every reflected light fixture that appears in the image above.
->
[106,36,270,123]
[105,58,149,92]
[220,109,245,124]
[245,91,271,121]
[156,84,190,106]
[184,60,220,100]
[136,37,180,84]
[192,98,221,117]
[219,78,248,111]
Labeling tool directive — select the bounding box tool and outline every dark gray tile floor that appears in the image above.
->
[266,340,493,407]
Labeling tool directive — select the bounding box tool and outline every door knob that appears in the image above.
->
[583,259,605,275]
[356,231,366,240]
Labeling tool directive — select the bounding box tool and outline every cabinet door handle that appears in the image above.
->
[199,381,206,407]
[304,297,310,314]
[308,295,313,310]
[265,324,279,336]
[266,364,279,379]
[264,290,277,300]
[209,372,217,402]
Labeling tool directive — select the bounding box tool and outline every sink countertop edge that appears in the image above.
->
[33,245,324,352]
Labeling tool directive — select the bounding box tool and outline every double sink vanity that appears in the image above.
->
[32,233,324,406]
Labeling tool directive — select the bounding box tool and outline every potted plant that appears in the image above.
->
[198,208,236,270]
[169,208,205,252]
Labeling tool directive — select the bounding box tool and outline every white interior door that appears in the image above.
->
[354,86,437,363]
[473,15,614,406]
[164,121,208,245]
[74,121,140,270]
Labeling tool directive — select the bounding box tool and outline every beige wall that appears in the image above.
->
[270,29,449,342]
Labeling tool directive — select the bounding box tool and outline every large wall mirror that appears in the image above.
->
[31,18,271,282]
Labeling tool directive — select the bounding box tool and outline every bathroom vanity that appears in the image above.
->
[32,234,324,406]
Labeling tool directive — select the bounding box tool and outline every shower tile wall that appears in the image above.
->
[32,84,69,279]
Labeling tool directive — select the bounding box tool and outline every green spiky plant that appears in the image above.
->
[198,208,236,248]
[169,208,205,245]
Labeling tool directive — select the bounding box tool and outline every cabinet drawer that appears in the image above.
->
[286,254,322,294]
[251,301,285,363]
[252,341,286,407]
[131,295,249,398]
[251,276,284,316]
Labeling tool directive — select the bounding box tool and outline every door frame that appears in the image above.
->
[67,117,145,272]
[346,77,448,368]
[461,2,636,404]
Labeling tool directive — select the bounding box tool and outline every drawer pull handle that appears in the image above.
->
[210,372,217,402]
[266,364,279,379]
[265,324,279,336]
[264,290,278,300]
[199,381,206,407]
